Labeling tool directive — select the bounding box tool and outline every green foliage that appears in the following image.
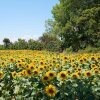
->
[79,46,100,53]
[3,38,11,49]
[39,33,61,52]
[0,45,4,50]
[28,39,43,50]
[51,0,100,51]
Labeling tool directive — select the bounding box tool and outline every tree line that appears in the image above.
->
[0,34,61,52]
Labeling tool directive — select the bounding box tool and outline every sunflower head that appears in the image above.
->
[66,70,71,75]
[42,74,50,82]
[11,71,17,78]
[71,73,79,79]
[91,64,97,68]
[58,71,67,81]
[84,70,92,78]
[33,69,39,76]
[90,56,96,61]
[94,69,99,75]
[26,69,33,76]
[10,57,15,62]
[46,71,56,80]
[45,84,57,97]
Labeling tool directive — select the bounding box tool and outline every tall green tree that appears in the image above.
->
[39,33,61,51]
[51,0,100,51]
[3,38,10,49]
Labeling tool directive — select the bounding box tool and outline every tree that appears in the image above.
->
[3,38,10,49]
[28,39,43,50]
[39,33,61,51]
[51,0,100,51]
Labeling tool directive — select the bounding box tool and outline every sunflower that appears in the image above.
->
[84,70,92,78]
[10,57,15,62]
[63,56,68,61]
[46,71,56,80]
[93,69,99,75]
[58,71,67,81]
[45,84,57,97]
[90,64,97,68]
[38,66,44,72]
[42,74,50,82]
[56,64,60,69]
[17,63,22,68]
[29,64,35,70]
[71,63,77,69]
[77,71,82,76]
[33,69,39,76]
[78,58,84,64]
[21,70,27,76]
[90,56,96,61]
[97,56,100,61]
[11,71,17,78]
[40,60,44,65]
[26,69,33,76]
[83,57,88,62]
[52,60,56,64]
[71,73,79,79]
[1,61,5,66]
[70,58,75,62]
[0,71,4,78]
[77,67,82,72]
[66,70,71,75]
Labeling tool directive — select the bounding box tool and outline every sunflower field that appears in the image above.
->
[0,50,100,100]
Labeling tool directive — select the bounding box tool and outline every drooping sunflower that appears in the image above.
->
[45,84,57,97]
[0,71,4,78]
[84,70,92,78]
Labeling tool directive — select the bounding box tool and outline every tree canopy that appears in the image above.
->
[49,0,100,51]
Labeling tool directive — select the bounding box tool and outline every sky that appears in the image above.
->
[0,0,58,44]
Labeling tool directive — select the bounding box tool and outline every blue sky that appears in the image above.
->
[0,0,58,44]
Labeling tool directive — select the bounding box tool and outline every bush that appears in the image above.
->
[79,46,100,53]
